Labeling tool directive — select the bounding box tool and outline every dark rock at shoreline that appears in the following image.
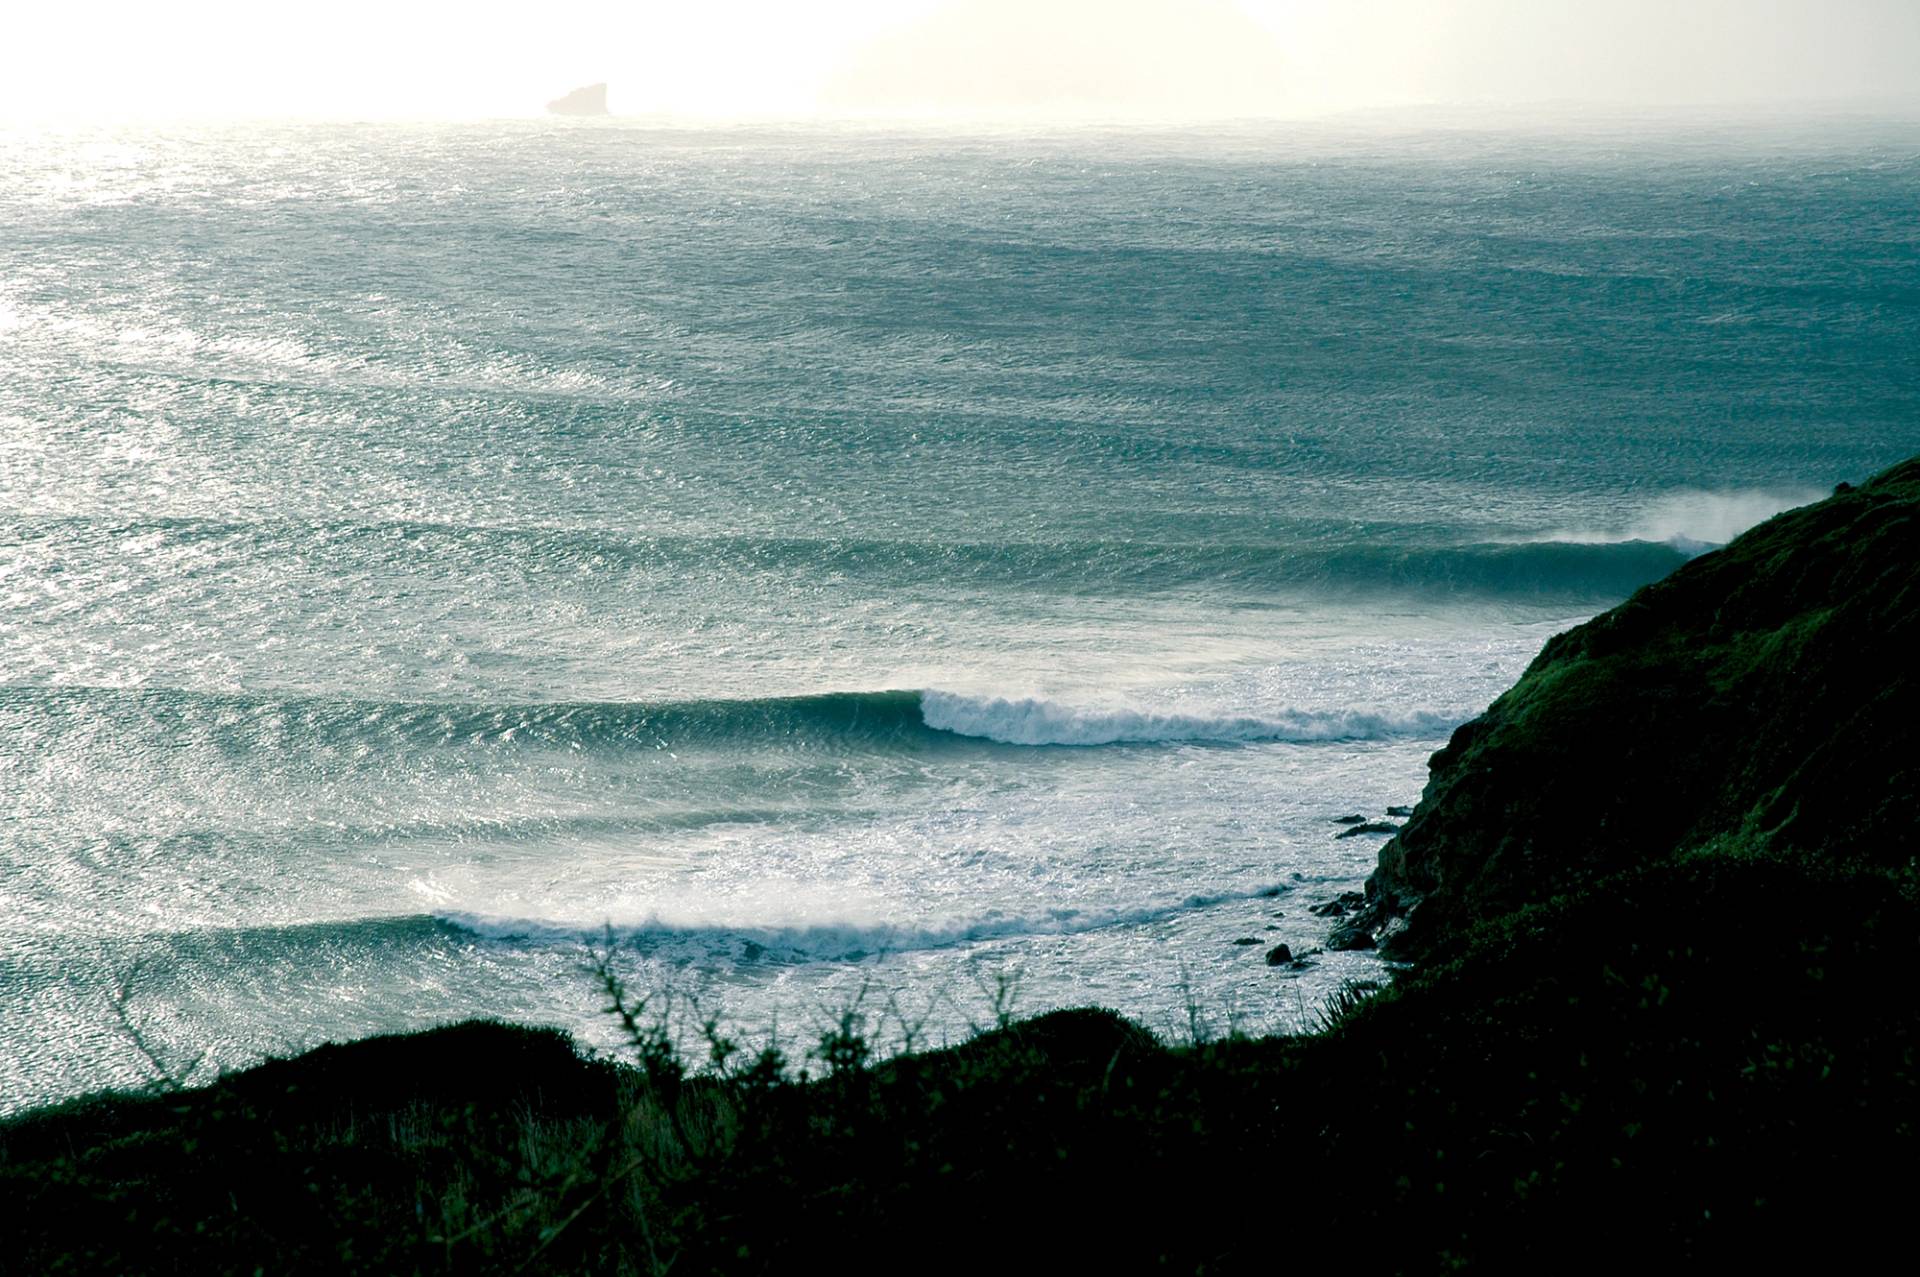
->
[1333,813,1366,824]
[1335,821,1400,839]
[1232,937,1261,946]
[1264,943,1292,965]
[1309,891,1367,918]
[1386,805,1414,818]
[1327,923,1376,951]
[1346,456,1920,961]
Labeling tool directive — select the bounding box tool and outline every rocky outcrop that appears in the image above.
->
[1337,456,1920,959]
[546,83,609,116]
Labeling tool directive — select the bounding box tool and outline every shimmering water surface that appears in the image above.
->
[3,118,1917,1110]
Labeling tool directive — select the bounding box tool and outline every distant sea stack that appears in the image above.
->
[546,83,608,117]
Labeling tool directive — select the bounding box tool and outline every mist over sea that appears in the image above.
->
[3,118,1917,1110]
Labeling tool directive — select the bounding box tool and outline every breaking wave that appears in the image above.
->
[1543,487,1825,553]
[0,685,1465,753]
[918,691,1461,746]
[442,880,1297,962]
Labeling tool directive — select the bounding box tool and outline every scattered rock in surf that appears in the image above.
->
[1288,957,1316,970]
[1336,821,1401,839]
[1386,805,1414,818]
[1309,892,1367,917]
[1333,813,1367,825]
[1264,943,1292,965]
[1232,937,1261,946]
[1328,923,1376,951]
[1257,885,1288,898]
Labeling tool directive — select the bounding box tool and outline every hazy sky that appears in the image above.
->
[3,0,1917,122]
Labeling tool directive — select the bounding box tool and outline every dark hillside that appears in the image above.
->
[1340,457,1920,958]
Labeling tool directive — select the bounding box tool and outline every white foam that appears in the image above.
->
[918,689,1464,747]
[1549,487,1825,554]
[440,880,1295,960]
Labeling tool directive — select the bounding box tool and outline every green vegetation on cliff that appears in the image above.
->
[1341,456,1920,958]
[5,459,1917,1274]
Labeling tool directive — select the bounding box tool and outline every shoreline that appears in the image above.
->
[7,457,1917,1270]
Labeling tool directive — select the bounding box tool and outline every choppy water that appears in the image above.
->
[3,118,1917,1110]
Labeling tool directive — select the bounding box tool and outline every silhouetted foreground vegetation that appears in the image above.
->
[6,461,1918,1273]
[4,853,1914,1274]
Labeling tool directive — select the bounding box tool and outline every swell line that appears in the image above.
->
[0,513,1701,600]
[13,879,1300,971]
[441,880,1297,961]
[0,685,1467,752]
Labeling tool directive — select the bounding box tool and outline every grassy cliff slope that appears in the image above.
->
[1340,456,1920,957]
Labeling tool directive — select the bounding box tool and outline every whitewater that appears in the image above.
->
[3,118,1917,1111]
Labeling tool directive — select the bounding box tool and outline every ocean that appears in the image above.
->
[3,117,1917,1111]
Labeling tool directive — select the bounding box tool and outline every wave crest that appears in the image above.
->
[1545,488,1825,553]
[920,690,1462,747]
[441,880,1295,962]
[6,515,1698,601]
[0,684,1464,753]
